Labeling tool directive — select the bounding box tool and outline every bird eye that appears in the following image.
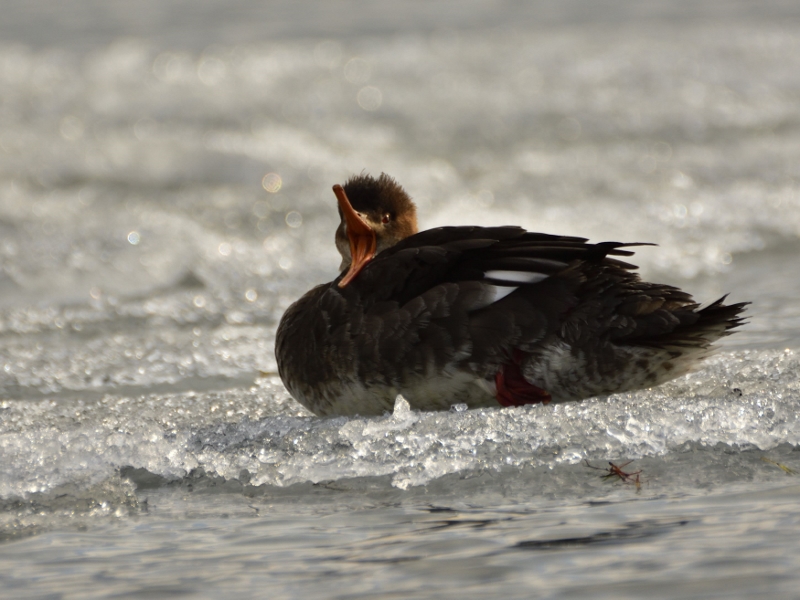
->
[381,214,391,224]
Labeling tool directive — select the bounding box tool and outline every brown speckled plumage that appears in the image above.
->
[275,174,748,416]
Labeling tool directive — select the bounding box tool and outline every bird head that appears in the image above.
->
[333,173,418,287]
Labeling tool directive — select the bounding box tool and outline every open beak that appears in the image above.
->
[334,184,376,288]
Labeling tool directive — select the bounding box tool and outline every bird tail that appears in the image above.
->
[693,295,749,341]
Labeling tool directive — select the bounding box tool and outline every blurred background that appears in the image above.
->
[2,0,799,335]
[1,0,799,455]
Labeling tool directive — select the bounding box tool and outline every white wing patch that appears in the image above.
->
[471,270,550,311]
[484,270,550,284]
[484,284,517,305]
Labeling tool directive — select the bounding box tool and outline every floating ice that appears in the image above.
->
[1,350,798,503]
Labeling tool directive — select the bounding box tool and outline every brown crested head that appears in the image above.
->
[334,173,418,284]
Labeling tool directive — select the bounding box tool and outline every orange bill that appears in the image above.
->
[333,184,376,288]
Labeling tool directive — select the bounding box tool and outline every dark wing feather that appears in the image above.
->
[326,226,658,376]
[342,226,646,307]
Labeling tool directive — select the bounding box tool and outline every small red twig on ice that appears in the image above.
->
[584,459,643,490]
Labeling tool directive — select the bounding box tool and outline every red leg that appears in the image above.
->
[495,357,551,407]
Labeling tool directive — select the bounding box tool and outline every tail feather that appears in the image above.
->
[649,295,749,349]
[695,295,749,339]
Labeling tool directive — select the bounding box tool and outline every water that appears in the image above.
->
[2,1,800,598]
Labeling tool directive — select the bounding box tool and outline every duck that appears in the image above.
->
[275,173,748,417]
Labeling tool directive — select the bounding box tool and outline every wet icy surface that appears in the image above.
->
[2,1,800,598]
[2,350,799,502]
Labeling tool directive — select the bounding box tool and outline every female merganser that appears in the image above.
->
[276,173,747,417]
